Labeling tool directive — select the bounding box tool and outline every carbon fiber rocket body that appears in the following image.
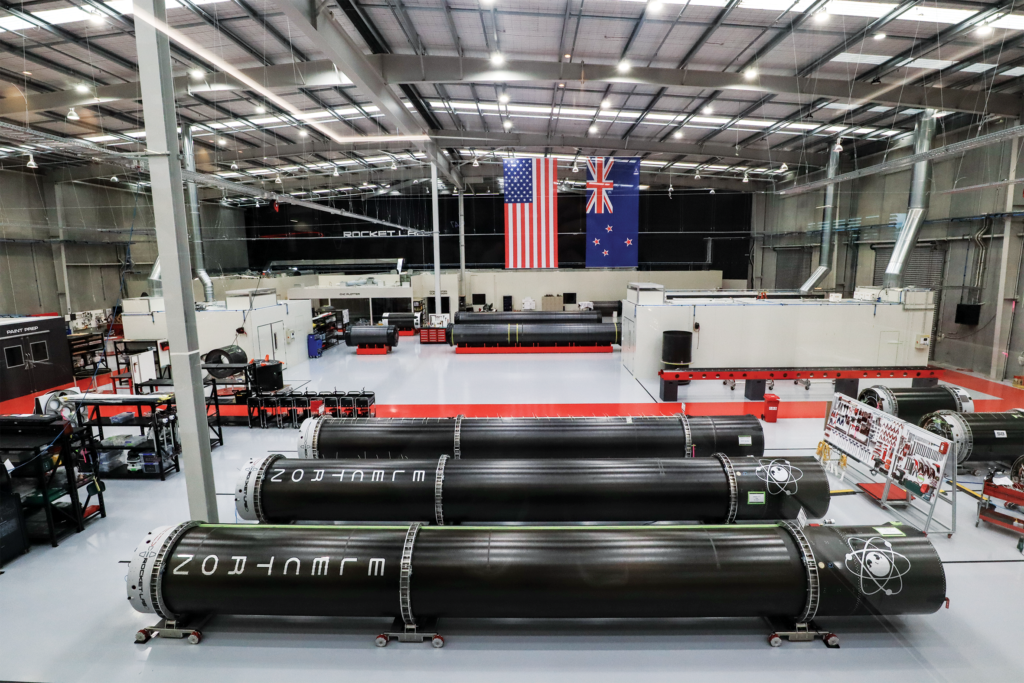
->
[235,454,830,524]
[446,323,620,346]
[127,523,946,623]
[297,415,765,460]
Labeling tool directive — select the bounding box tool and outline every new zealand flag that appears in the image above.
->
[585,156,639,268]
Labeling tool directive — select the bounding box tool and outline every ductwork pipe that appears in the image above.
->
[883,110,938,288]
[147,257,163,297]
[182,127,215,302]
[800,143,841,294]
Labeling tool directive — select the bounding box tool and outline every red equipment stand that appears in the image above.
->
[658,366,945,401]
[977,480,1024,536]
[357,345,391,355]
[398,330,417,337]
[456,345,613,354]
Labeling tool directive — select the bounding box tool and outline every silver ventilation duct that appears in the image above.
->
[182,128,216,302]
[799,143,841,294]
[883,110,937,288]
[147,257,163,297]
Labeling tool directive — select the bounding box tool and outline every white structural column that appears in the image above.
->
[133,0,219,522]
[431,162,442,316]
[458,190,467,301]
[51,183,72,315]
[990,132,1020,379]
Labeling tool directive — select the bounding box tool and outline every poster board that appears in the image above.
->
[824,393,952,501]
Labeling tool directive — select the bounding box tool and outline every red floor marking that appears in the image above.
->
[376,403,685,418]
[858,482,910,502]
[942,369,1024,409]
[455,345,613,354]
[0,377,115,415]
[682,401,829,418]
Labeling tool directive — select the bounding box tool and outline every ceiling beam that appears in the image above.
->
[269,0,460,188]
[4,53,1015,119]
[219,130,825,166]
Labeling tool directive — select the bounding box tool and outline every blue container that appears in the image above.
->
[307,334,323,359]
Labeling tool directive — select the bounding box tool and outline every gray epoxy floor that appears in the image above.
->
[1,345,1022,683]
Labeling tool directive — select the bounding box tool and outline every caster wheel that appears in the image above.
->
[805,386,810,391]
[824,633,839,648]
[730,386,735,391]
[187,631,202,645]
[374,635,389,647]
[431,635,445,648]
[135,630,151,644]
[768,633,782,647]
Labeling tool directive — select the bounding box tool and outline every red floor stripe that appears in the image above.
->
[942,369,1024,409]
[683,401,829,418]
[376,403,684,417]
[0,377,115,415]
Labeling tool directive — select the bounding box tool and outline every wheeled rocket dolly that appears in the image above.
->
[375,617,444,648]
[765,619,839,648]
[134,616,211,645]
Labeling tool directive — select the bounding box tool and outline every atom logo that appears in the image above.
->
[755,458,803,495]
[844,537,911,596]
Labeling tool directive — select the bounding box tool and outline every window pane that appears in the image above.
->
[30,341,48,362]
[5,345,25,368]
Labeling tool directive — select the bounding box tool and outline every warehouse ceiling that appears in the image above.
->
[0,0,1021,201]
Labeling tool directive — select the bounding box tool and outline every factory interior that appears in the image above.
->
[2,1,1024,682]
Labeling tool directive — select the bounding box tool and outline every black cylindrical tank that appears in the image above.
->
[858,385,973,426]
[344,325,399,348]
[236,454,830,524]
[590,300,622,317]
[662,330,693,376]
[454,311,603,324]
[447,323,620,346]
[297,415,764,460]
[382,312,416,331]
[251,360,283,391]
[128,523,947,625]
[920,410,1024,464]
[204,345,247,378]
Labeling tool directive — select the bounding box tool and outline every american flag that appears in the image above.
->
[504,157,559,269]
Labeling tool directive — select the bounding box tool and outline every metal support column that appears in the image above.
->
[458,190,466,303]
[133,0,219,522]
[990,131,1020,379]
[431,162,442,316]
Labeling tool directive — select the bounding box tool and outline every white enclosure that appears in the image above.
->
[622,288,935,380]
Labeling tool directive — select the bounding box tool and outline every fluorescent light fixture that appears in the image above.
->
[130,6,430,148]
[564,53,571,59]
[874,33,886,40]
[491,52,505,66]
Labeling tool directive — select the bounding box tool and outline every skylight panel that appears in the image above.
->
[959,63,996,74]
[831,53,889,65]
[1002,66,1024,77]
[905,58,955,69]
